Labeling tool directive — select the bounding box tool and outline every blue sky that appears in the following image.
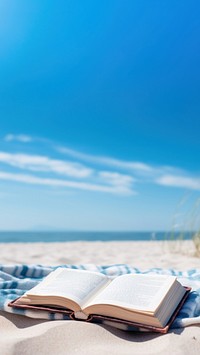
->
[0,1,200,231]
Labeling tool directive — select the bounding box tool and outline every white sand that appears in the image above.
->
[0,240,200,355]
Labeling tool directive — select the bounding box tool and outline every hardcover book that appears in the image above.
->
[9,268,190,333]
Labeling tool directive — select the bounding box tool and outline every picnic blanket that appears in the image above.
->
[0,264,200,330]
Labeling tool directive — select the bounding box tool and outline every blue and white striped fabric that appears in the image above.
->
[0,264,200,330]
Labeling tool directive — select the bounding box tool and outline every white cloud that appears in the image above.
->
[4,134,33,143]
[57,147,195,184]
[0,149,136,195]
[0,152,92,178]
[98,171,136,194]
[99,171,135,186]
[57,146,153,174]
[2,134,200,195]
[156,175,200,191]
[0,171,134,195]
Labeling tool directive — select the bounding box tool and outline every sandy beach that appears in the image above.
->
[0,240,200,354]
[1,240,200,269]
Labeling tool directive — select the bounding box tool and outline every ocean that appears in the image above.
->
[0,231,193,243]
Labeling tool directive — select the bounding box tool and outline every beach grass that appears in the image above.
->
[167,194,200,257]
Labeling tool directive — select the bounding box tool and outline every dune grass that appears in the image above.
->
[167,194,200,257]
[192,232,200,256]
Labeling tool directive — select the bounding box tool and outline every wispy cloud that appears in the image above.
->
[57,146,153,174]
[4,134,33,143]
[57,145,200,192]
[0,152,92,178]
[2,133,200,194]
[156,175,200,191]
[0,171,134,194]
[0,143,135,194]
[99,171,135,187]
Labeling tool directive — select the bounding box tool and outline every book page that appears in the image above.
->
[85,274,176,313]
[26,268,109,307]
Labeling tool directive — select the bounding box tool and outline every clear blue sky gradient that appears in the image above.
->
[0,1,200,231]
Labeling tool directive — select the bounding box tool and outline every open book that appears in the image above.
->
[9,268,189,333]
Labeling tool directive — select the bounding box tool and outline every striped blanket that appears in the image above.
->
[0,264,200,330]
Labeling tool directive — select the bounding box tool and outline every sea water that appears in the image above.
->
[0,231,192,243]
